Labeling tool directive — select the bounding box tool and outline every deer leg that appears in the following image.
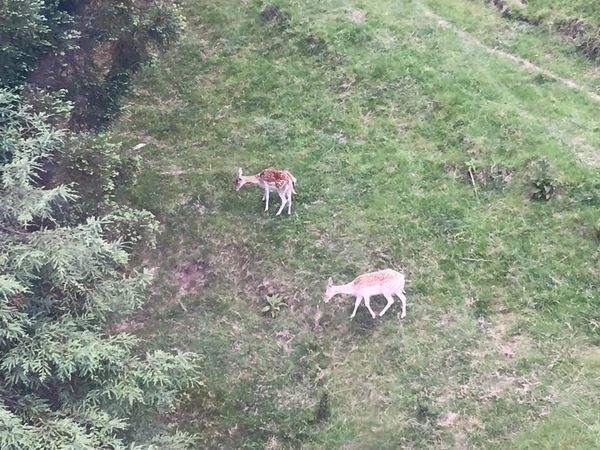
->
[350,296,362,319]
[264,189,270,211]
[287,190,292,214]
[276,191,287,216]
[396,291,407,318]
[364,296,377,319]
[380,293,395,317]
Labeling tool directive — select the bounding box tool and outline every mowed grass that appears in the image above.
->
[112,0,600,448]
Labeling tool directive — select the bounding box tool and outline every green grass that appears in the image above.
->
[502,0,600,24]
[474,0,600,69]
[112,0,600,447]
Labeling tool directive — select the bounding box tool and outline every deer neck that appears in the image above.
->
[241,175,260,186]
[332,282,356,296]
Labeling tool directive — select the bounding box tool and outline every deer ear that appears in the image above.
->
[237,168,243,176]
[326,277,333,288]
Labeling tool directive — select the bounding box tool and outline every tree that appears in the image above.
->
[0,0,75,87]
[0,89,200,449]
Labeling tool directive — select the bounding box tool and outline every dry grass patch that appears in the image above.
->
[348,8,366,23]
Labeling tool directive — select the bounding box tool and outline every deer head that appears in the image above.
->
[323,277,334,303]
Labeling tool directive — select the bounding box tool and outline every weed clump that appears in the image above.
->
[302,35,328,55]
[260,4,290,30]
[443,161,514,192]
[314,391,330,423]
[486,0,541,25]
[560,19,600,64]
[262,293,287,318]
[526,158,559,201]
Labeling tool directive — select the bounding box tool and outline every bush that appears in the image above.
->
[58,133,135,207]
[103,202,160,248]
[56,132,159,246]
[1,1,185,128]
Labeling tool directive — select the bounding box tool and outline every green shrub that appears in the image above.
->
[56,132,160,246]
[103,202,160,248]
[58,133,133,207]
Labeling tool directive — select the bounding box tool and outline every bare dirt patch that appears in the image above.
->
[560,19,600,63]
[337,76,356,102]
[114,319,143,332]
[486,0,540,25]
[478,313,534,359]
[177,260,209,293]
[438,411,460,428]
[209,240,308,318]
[577,151,600,167]
[259,4,345,66]
[348,8,366,24]
[174,260,209,311]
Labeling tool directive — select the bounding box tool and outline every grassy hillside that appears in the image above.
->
[482,0,600,64]
[484,0,600,24]
[111,0,600,447]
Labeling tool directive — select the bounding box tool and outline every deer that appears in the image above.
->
[324,269,407,319]
[234,168,297,215]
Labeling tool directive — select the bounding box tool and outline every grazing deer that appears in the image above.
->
[234,168,297,215]
[324,269,407,319]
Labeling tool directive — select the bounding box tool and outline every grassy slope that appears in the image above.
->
[430,0,600,93]
[484,0,600,69]
[502,0,600,23]
[112,0,600,448]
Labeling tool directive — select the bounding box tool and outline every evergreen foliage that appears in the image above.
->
[0,0,76,87]
[29,0,187,128]
[57,132,160,247]
[0,89,200,448]
[1,1,185,128]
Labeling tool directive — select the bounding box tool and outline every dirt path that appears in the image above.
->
[423,8,600,104]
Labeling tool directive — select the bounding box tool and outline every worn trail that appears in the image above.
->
[423,7,600,104]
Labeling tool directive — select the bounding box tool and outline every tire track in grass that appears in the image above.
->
[422,6,600,104]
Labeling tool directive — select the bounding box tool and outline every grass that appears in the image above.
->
[476,0,600,68]
[500,0,600,24]
[111,0,600,447]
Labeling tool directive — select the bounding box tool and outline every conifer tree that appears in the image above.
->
[0,89,200,449]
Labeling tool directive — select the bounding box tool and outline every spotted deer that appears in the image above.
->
[324,269,407,319]
[234,168,297,215]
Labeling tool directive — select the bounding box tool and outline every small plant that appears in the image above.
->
[314,391,330,423]
[465,158,478,173]
[465,158,479,197]
[527,158,558,201]
[262,294,287,318]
